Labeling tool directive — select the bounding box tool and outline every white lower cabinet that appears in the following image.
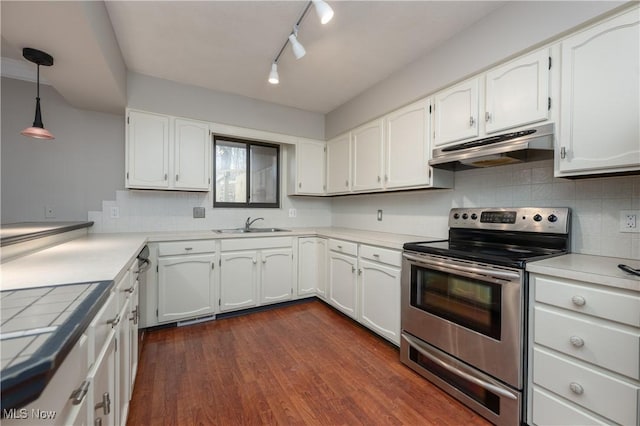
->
[328,247,358,319]
[89,330,117,426]
[157,241,217,323]
[220,237,295,313]
[528,273,640,425]
[297,237,327,298]
[358,246,401,345]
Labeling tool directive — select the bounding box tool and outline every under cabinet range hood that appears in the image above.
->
[429,123,555,170]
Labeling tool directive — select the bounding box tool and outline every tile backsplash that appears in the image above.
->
[89,160,640,259]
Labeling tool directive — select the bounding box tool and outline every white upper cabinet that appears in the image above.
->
[385,99,432,189]
[485,49,550,134]
[433,78,480,146]
[173,118,211,190]
[126,109,211,191]
[351,119,384,192]
[557,6,640,176]
[126,110,170,188]
[326,132,351,194]
[288,138,326,195]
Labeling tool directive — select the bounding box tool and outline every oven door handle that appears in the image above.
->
[402,253,521,281]
[401,333,518,401]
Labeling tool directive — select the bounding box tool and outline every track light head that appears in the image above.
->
[312,0,334,24]
[288,33,306,59]
[268,63,279,84]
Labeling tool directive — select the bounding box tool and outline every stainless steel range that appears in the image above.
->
[400,207,570,426]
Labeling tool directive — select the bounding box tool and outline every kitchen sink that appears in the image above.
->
[213,228,290,234]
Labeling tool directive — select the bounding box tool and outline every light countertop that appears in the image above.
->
[526,253,640,292]
[0,222,93,247]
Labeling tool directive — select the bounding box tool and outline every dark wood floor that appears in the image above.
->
[127,300,489,425]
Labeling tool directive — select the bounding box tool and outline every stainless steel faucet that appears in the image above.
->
[245,217,264,230]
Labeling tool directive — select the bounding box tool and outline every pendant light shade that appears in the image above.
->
[312,0,334,24]
[21,48,54,140]
[268,63,279,85]
[288,33,306,59]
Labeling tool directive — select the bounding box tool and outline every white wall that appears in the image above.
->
[127,72,325,140]
[331,160,640,259]
[325,1,626,138]
[1,77,124,222]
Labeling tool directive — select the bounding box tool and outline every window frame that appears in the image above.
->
[213,136,281,208]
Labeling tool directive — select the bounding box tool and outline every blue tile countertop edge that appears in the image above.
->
[0,280,113,412]
[0,222,94,247]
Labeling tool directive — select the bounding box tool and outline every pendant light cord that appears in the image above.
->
[36,64,40,99]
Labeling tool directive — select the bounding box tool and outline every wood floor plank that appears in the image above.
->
[127,300,490,425]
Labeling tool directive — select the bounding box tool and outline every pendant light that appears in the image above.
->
[20,48,55,140]
[312,0,334,25]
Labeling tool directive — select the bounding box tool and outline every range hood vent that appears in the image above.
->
[429,123,555,171]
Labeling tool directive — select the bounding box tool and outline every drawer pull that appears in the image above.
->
[70,380,90,405]
[373,253,380,258]
[124,286,135,294]
[569,336,584,348]
[184,247,193,251]
[569,382,584,395]
[106,314,120,328]
[337,245,343,249]
[95,392,111,415]
[571,295,586,306]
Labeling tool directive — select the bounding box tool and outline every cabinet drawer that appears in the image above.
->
[359,244,401,267]
[158,240,216,256]
[534,275,640,327]
[533,347,639,426]
[221,237,292,251]
[329,239,358,256]
[534,306,640,380]
[532,387,607,426]
[87,292,117,367]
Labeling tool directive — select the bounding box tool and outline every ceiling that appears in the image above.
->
[1,1,505,114]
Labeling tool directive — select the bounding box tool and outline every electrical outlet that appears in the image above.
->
[620,210,640,233]
[45,205,56,218]
[110,206,120,219]
[377,210,383,221]
[289,208,297,218]
[193,207,205,218]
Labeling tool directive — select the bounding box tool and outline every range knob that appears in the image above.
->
[453,213,460,219]
[533,214,543,222]
[462,213,469,220]
[548,214,558,223]
[471,213,478,220]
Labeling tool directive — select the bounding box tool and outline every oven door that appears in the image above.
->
[401,251,523,388]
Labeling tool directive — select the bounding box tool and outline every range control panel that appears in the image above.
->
[449,207,570,234]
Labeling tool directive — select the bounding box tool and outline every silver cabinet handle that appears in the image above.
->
[252,258,257,264]
[469,116,475,127]
[298,182,302,188]
[358,268,362,275]
[106,314,120,328]
[184,247,193,251]
[176,174,179,182]
[351,266,356,273]
[95,392,111,415]
[345,180,349,187]
[337,245,342,249]
[570,336,584,348]
[373,253,380,258]
[377,176,381,183]
[262,258,267,264]
[485,112,491,122]
[560,147,567,159]
[569,382,584,395]
[124,286,135,294]
[402,333,517,400]
[130,307,139,325]
[164,173,168,181]
[70,381,90,405]
[571,295,586,306]
[95,417,102,426]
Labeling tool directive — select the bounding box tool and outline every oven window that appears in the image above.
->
[409,347,501,415]
[411,266,501,339]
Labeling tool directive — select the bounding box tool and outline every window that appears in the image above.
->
[214,137,280,208]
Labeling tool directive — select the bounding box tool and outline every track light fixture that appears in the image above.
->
[268,0,333,85]
[21,48,55,140]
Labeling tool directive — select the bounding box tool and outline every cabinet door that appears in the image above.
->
[433,78,479,146]
[116,298,131,426]
[173,118,211,190]
[359,259,401,345]
[128,277,139,393]
[558,7,640,175]
[220,251,258,311]
[261,248,293,304]
[88,330,116,426]
[326,133,351,194]
[351,119,384,192]
[298,238,327,297]
[126,111,170,189]
[295,140,326,194]
[329,252,358,319]
[485,49,550,134]
[157,253,216,322]
[385,99,431,189]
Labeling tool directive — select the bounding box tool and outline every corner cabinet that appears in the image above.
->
[556,6,640,177]
[288,138,326,195]
[297,237,327,298]
[126,109,211,191]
